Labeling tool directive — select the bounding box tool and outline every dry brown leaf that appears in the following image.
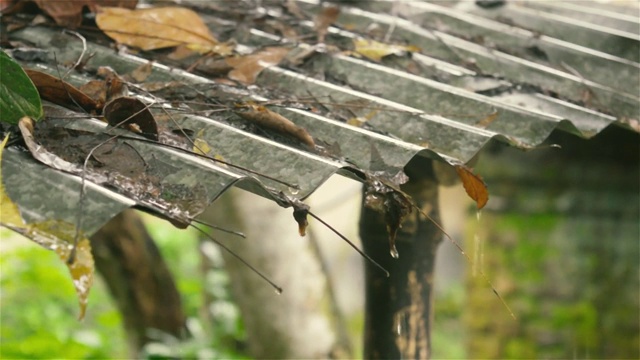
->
[78,80,107,109]
[32,0,137,28]
[314,6,340,43]
[475,111,499,128]
[25,69,100,113]
[96,7,219,51]
[236,105,315,148]
[128,61,153,83]
[226,47,290,85]
[455,165,489,209]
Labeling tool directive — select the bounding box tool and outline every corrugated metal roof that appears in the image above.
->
[2,0,638,236]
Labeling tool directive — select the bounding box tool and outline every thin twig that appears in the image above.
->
[62,30,87,80]
[308,211,389,277]
[192,218,245,238]
[190,225,283,294]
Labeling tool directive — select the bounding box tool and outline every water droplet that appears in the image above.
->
[390,246,399,259]
[472,233,480,277]
[396,322,402,335]
[288,186,300,195]
[274,287,283,295]
[476,210,482,221]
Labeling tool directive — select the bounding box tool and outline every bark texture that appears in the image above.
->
[200,188,335,359]
[90,209,187,354]
[466,127,640,359]
[360,159,442,359]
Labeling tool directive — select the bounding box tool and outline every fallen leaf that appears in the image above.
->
[0,50,43,124]
[314,6,340,43]
[455,165,489,209]
[103,97,159,141]
[25,69,99,113]
[96,7,220,51]
[226,47,290,85]
[235,105,315,148]
[193,129,212,156]
[0,135,25,227]
[352,38,420,62]
[474,111,499,128]
[33,0,137,28]
[127,61,153,83]
[78,80,107,109]
[0,134,94,320]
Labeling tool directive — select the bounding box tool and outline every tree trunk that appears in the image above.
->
[90,209,187,355]
[465,127,640,359]
[200,188,336,359]
[360,159,442,359]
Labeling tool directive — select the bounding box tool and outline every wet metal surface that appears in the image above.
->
[3,0,638,235]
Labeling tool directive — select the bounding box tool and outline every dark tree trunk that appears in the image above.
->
[360,159,442,359]
[89,209,187,355]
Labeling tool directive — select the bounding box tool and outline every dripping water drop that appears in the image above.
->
[288,186,300,196]
[390,246,399,259]
[274,287,283,295]
[476,210,482,221]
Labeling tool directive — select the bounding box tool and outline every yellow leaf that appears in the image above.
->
[96,7,218,51]
[0,134,94,320]
[353,38,420,62]
[0,135,25,228]
[193,129,212,156]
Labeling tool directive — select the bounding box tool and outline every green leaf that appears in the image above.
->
[0,50,43,124]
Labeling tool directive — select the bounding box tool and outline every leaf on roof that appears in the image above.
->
[0,134,94,320]
[352,38,421,62]
[226,47,290,85]
[474,110,499,129]
[96,7,229,53]
[455,165,489,209]
[314,6,340,43]
[193,129,212,156]
[25,69,100,113]
[32,0,137,28]
[0,50,43,124]
[103,97,159,141]
[235,104,315,148]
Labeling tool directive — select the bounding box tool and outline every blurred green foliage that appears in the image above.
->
[0,229,128,359]
[0,217,248,359]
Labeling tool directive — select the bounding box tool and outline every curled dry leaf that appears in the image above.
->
[314,6,340,43]
[474,110,499,128]
[33,0,137,28]
[226,47,290,85]
[235,104,315,148]
[352,38,421,62]
[25,69,99,113]
[291,200,310,237]
[127,61,153,83]
[96,7,224,52]
[455,165,489,209]
[103,97,159,141]
[0,134,94,320]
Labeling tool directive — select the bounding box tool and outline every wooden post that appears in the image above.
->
[360,159,442,359]
[90,209,187,355]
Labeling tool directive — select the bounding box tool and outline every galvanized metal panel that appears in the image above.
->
[2,0,638,236]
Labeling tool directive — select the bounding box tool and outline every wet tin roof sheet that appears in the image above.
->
[2,0,638,235]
